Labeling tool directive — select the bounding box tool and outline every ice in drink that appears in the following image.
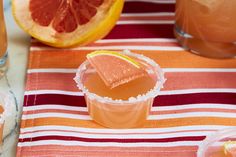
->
[174,0,236,58]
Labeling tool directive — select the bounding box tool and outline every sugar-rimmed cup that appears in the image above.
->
[74,50,165,128]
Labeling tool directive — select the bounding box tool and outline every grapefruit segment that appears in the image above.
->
[12,0,124,47]
[86,50,148,89]
[224,141,236,157]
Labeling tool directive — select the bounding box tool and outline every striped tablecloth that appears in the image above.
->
[17,1,236,157]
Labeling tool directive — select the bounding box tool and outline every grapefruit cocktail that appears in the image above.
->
[174,0,236,58]
[74,50,165,128]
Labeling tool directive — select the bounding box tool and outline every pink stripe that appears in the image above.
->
[17,145,197,157]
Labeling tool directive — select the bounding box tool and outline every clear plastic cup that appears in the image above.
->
[74,50,165,128]
[197,127,236,157]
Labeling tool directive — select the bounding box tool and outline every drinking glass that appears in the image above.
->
[174,0,236,58]
[0,0,8,79]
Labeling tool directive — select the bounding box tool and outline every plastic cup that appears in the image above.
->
[74,50,165,128]
[197,127,236,157]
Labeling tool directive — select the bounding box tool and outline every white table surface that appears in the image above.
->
[0,1,30,156]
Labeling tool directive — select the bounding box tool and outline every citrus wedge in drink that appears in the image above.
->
[12,0,124,48]
[224,141,236,157]
[86,50,148,88]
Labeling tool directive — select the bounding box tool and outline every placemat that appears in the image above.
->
[17,0,236,156]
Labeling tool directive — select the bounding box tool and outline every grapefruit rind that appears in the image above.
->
[12,0,124,48]
[224,141,236,156]
[87,50,141,68]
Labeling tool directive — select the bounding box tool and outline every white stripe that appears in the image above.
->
[24,90,83,96]
[121,12,175,17]
[152,103,236,111]
[125,0,175,4]
[17,140,200,147]
[23,105,88,112]
[95,38,177,43]
[148,112,236,120]
[20,125,233,134]
[27,68,77,74]
[21,113,92,120]
[19,130,212,139]
[117,20,174,25]
[30,46,184,51]
[163,68,236,72]
[27,68,236,74]
[159,88,236,95]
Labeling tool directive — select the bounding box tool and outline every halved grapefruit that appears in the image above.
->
[12,0,124,48]
[86,50,147,89]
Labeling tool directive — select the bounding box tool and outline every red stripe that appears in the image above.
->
[23,94,86,107]
[154,93,236,107]
[123,2,175,13]
[23,93,236,107]
[105,24,174,39]
[19,136,205,143]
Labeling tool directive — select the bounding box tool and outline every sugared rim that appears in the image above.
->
[197,127,236,157]
[0,92,14,124]
[74,50,166,105]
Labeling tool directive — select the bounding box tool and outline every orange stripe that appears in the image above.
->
[23,108,236,118]
[25,72,236,91]
[20,117,236,129]
[150,108,236,115]
[17,145,197,157]
[28,50,236,69]
[20,128,215,136]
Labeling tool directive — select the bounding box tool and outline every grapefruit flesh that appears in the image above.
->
[86,51,148,89]
[12,0,124,47]
[29,0,103,33]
